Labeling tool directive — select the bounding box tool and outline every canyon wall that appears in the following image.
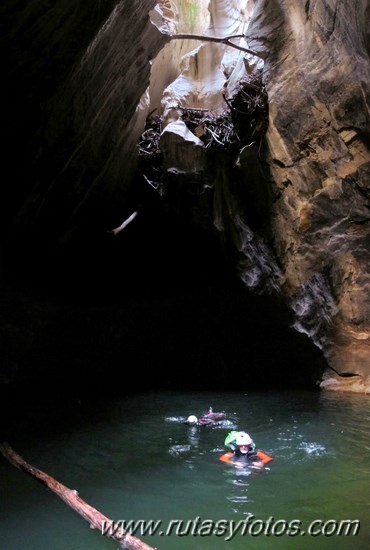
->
[1,0,370,393]
[247,0,370,391]
[0,0,166,249]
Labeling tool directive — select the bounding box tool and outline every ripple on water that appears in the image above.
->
[227,493,252,503]
[169,444,192,456]
[273,425,332,463]
[274,446,329,463]
[212,419,238,429]
[165,416,186,423]
[298,441,327,456]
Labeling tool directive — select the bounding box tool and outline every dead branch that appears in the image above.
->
[169,33,263,58]
[0,442,156,550]
[108,211,138,236]
[143,174,159,190]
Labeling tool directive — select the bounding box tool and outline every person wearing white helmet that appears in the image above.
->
[234,432,257,459]
[220,430,273,469]
[185,407,225,427]
[186,415,198,426]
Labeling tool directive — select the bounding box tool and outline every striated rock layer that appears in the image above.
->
[148,0,370,393]
[247,0,370,392]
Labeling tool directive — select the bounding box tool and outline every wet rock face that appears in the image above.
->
[1,0,370,394]
[248,0,370,391]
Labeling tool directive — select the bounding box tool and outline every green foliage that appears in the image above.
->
[184,0,199,29]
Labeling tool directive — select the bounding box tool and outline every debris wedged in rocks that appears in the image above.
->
[138,70,269,187]
[138,115,163,189]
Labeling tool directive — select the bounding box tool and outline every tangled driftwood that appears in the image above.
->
[224,73,268,143]
[138,70,268,186]
[181,107,238,149]
[139,115,163,190]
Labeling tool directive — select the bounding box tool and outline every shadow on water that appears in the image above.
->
[1,389,369,550]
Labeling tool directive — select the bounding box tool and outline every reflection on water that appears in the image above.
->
[1,390,369,550]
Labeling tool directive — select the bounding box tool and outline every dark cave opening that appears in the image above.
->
[0,0,331,420]
[1,193,326,416]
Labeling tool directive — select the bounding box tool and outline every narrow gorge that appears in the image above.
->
[1,0,370,399]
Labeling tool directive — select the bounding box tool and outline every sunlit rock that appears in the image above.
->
[158,0,255,118]
[148,0,211,112]
[160,119,206,173]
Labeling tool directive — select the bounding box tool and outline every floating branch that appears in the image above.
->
[169,33,263,58]
[0,442,156,550]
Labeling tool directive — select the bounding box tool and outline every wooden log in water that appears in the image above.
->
[0,442,156,550]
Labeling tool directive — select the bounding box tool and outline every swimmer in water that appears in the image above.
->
[219,431,273,470]
[185,407,226,427]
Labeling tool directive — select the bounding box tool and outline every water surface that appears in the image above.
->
[1,390,369,549]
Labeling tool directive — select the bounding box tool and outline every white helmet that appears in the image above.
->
[187,415,198,426]
[236,432,253,446]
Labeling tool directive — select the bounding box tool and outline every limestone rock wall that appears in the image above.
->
[148,0,211,112]
[247,0,370,392]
